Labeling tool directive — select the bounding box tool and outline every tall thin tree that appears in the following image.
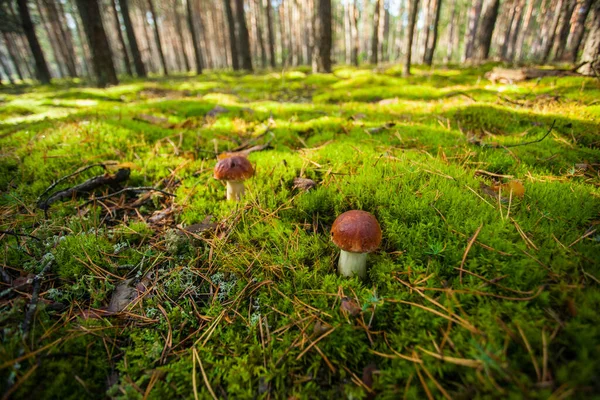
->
[185,0,203,73]
[403,0,419,76]
[174,0,191,71]
[224,0,239,69]
[370,0,381,64]
[75,0,118,87]
[474,0,500,61]
[234,0,253,70]
[577,0,599,75]
[119,0,146,77]
[147,0,168,75]
[464,0,484,61]
[16,0,51,83]
[562,0,592,62]
[264,0,275,67]
[424,0,442,65]
[312,0,332,72]
[110,0,133,75]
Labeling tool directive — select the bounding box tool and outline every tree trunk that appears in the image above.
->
[562,0,592,62]
[351,0,359,65]
[39,0,75,77]
[464,0,484,61]
[224,0,240,70]
[474,0,500,61]
[0,50,15,84]
[75,0,119,87]
[185,0,203,73]
[147,0,169,75]
[403,0,420,76]
[234,0,253,70]
[2,34,24,81]
[54,0,79,76]
[370,0,381,64]
[109,0,133,75]
[444,0,457,63]
[424,0,442,65]
[119,0,147,77]
[505,0,526,61]
[499,1,516,59]
[252,0,267,68]
[16,0,51,83]
[540,0,564,62]
[264,0,276,67]
[172,0,191,72]
[34,0,65,77]
[312,0,332,72]
[577,0,600,75]
[553,0,577,60]
[513,0,534,62]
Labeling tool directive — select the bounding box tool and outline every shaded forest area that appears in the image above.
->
[0,0,599,87]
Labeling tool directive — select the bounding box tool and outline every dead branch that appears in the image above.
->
[82,186,176,207]
[21,259,53,338]
[36,162,118,203]
[502,120,556,148]
[37,168,131,210]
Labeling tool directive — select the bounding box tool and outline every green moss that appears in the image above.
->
[1,66,599,399]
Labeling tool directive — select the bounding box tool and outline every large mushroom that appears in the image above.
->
[331,210,381,278]
[214,156,254,201]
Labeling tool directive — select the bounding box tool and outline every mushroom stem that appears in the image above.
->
[226,181,245,201]
[338,250,368,278]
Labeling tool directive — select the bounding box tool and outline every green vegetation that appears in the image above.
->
[1,65,599,399]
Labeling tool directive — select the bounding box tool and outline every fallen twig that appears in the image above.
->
[21,259,53,338]
[502,120,556,148]
[37,168,131,210]
[82,186,176,207]
[36,162,117,203]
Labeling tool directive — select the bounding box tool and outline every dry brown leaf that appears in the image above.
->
[340,297,362,317]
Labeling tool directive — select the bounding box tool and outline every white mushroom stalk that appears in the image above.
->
[338,250,368,278]
[226,181,245,201]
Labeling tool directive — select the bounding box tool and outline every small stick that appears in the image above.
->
[36,162,117,202]
[502,120,556,148]
[82,187,176,206]
[460,224,483,285]
[22,260,54,338]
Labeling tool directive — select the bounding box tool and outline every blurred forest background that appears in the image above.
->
[0,0,598,86]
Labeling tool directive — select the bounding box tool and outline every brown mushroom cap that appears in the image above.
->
[331,210,382,253]
[214,156,254,181]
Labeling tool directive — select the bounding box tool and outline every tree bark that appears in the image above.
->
[370,0,381,64]
[109,0,133,75]
[75,0,118,87]
[172,0,190,72]
[51,0,79,77]
[424,0,442,65]
[2,33,24,81]
[552,0,577,60]
[16,0,51,83]
[351,0,359,65]
[505,0,526,61]
[474,0,500,61]
[464,0,484,61]
[562,0,592,62]
[0,50,15,84]
[185,0,203,73]
[264,0,276,67]
[577,0,600,75]
[312,0,332,72]
[34,0,65,77]
[224,0,240,70]
[403,0,420,76]
[444,0,457,63]
[119,0,147,77]
[540,0,564,62]
[234,0,253,70]
[147,0,169,75]
[513,0,534,62]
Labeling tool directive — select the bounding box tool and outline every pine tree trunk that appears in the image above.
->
[344,3,351,64]
[474,0,500,61]
[147,0,169,75]
[75,0,119,87]
[224,0,240,69]
[562,0,592,62]
[185,0,203,73]
[505,0,526,61]
[34,0,65,78]
[444,0,457,63]
[253,0,267,68]
[424,0,442,65]
[119,0,146,77]
[370,0,381,64]
[312,0,332,72]
[577,0,600,75]
[2,34,24,81]
[553,0,577,60]
[351,0,359,65]
[403,0,420,76]
[464,0,484,61]
[0,50,15,84]
[173,0,191,72]
[16,0,51,83]
[499,1,516,60]
[109,0,133,75]
[54,0,79,77]
[39,0,74,77]
[513,0,534,62]
[234,0,253,70]
[540,0,564,62]
[420,0,431,63]
[264,0,276,67]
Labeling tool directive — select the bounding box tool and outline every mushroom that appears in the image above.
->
[331,210,381,278]
[213,156,254,201]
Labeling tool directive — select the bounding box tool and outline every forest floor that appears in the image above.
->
[0,65,599,399]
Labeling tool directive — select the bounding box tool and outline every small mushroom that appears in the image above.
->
[214,156,254,201]
[331,210,381,278]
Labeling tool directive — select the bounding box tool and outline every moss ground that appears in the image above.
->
[1,65,599,399]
